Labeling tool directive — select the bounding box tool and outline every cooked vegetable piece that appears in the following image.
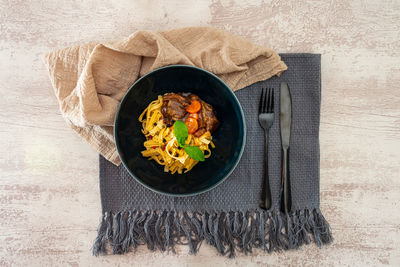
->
[185,117,198,134]
[186,100,201,113]
[188,113,199,120]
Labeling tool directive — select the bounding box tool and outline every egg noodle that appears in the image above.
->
[139,95,215,174]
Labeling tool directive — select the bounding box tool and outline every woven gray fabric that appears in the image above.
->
[93,54,332,257]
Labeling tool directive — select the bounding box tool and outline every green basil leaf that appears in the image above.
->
[184,145,205,162]
[174,120,188,146]
[174,121,205,161]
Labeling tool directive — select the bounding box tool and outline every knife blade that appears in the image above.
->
[280,82,292,213]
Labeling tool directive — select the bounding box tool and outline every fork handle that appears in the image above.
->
[259,130,272,210]
[280,148,292,213]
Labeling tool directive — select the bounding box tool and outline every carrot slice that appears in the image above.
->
[188,113,199,120]
[186,100,201,113]
[185,118,199,134]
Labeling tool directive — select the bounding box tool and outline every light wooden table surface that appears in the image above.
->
[1,0,399,266]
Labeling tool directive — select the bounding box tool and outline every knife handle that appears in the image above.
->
[259,130,272,210]
[280,148,292,213]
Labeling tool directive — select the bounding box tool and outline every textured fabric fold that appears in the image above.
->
[44,27,287,165]
[93,54,333,257]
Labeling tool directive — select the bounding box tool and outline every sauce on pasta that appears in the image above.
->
[139,94,218,174]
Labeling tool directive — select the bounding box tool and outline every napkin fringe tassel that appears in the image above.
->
[92,208,332,258]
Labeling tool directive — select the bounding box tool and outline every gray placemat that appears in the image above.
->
[93,54,333,257]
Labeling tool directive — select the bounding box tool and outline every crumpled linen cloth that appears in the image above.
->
[44,27,287,165]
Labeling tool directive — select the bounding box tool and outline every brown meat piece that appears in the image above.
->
[167,99,186,120]
[161,93,190,125]
[161,93,219,134]
[197,110,205,129]
[163,93,190,104]
[193,127,207,137]
[199,100,220,133]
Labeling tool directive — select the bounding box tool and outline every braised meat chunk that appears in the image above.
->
[161,93,190,125]
[199,100,220,133]
[161,93,219,135]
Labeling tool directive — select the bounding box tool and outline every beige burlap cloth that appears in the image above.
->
[44,27,287,165]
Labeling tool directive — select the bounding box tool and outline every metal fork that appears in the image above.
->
[258,88,274,210]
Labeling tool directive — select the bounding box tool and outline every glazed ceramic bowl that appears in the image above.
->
[114,65,246,196]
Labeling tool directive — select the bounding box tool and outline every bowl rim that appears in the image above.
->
[114,64,247,197]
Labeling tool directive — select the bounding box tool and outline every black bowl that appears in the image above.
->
[115,65,246,196]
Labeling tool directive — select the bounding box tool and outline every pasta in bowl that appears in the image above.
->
[139,94,218,174]
[114,65,245,196]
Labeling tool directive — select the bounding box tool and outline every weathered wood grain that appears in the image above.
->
[0,0,399,266]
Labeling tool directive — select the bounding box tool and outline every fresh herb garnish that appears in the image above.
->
[183,145,205,162]
[173,120,205,162]
[174,120,188,146]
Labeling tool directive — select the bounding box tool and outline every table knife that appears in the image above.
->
[280,82,292,213]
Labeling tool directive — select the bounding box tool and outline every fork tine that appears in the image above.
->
[262,88,266,113]
[264,88,270,113]
[259,88,264,114]
[264,88,267,113]
[268,88,273,113]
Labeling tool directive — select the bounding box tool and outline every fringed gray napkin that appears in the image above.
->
[92,54,333,257]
